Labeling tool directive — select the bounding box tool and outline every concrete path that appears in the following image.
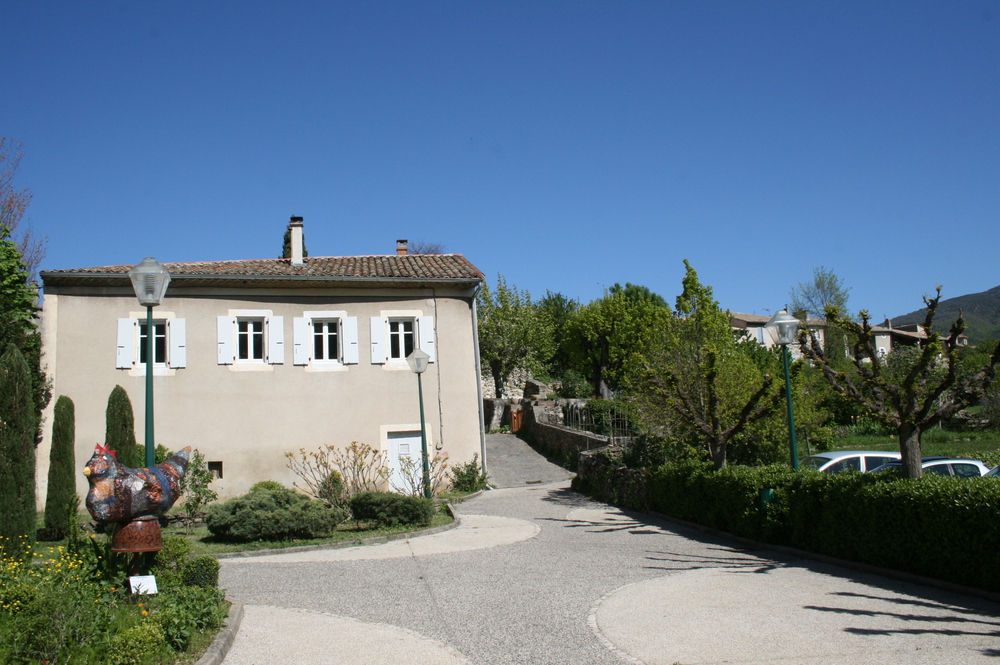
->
[219,435,1000,664]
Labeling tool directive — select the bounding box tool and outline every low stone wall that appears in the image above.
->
[573,446,648,511]
[521,401,609,468]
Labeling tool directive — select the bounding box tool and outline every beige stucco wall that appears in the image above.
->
[36,283,484,503]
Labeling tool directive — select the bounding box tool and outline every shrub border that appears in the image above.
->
[645,508,1000,606]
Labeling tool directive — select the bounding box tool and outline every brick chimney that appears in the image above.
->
[289,216,304,266]
[396,239,408,255]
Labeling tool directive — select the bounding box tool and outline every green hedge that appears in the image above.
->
[206,486,347,542]
[577,454,1000,592]
[349,491,435,527]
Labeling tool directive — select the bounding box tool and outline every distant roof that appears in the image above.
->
[729,312,826,327]
[41,254,484,289]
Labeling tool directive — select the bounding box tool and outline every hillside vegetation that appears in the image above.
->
[891,284,1000,344]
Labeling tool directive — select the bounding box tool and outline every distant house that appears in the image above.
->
[37,219,486,502]
[729,312,826,359]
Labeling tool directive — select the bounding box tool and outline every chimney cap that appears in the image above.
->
[290,215,303,225]
[396,239,408,255]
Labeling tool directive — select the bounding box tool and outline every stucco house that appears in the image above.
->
[36,219,486,502]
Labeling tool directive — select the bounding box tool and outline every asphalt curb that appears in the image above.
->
[193,602,244,665]
[647,508,1000,605]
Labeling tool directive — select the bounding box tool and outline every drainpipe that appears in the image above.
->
[471,284,488,476]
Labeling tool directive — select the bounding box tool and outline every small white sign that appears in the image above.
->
[129,575,158,595]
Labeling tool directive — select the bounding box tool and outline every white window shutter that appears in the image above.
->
[370,317,387,364]
[292,317,310,365]
[116,318,136,368]
[217,316,235,365]
[268,316,285,364]
[418,316,436,363]
[343,317,359,364]
[168,318,187,368]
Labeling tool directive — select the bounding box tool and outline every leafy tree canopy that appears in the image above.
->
[790,266,850,320]
[477,275,554,398]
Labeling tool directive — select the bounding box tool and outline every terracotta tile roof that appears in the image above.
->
[41,254,484,288]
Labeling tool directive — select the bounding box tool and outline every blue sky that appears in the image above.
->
[4,2,998,319]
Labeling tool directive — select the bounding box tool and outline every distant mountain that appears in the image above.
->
[889,285,1000,344]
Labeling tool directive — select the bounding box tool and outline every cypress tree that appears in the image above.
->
[105,385,142,468]
[44,395,75,539]
[0,343,37,558]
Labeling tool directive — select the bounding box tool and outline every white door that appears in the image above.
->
[387,431,422,493]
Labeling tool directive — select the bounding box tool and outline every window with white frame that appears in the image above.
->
[217,311,284,365]
[292,311,359,368]
[116,316,186,370]
[369,315,435,365]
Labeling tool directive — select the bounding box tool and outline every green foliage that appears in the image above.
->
[105,385,142,468]
[478,274,555,397]
[179,449,218,527]
[182,555,220,589]
[584,398,638,438]
[44,395,76,539]
[450,454,489,493]
[632,261,783,469]
[578,458,1000,592]
[250,480,285,493]
[789,266,850,320]
[564,285,671,399]
[348,491,435,527]
[0,533,227,663]
[801,287,1000,478]
[107,620,168,665]
[151,536,191,589]
[537,291,579,379]
[0,344,36,559]
[153,585,228,652]
[206,486,347,542]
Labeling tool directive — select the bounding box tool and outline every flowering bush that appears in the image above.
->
[0,533,228,664]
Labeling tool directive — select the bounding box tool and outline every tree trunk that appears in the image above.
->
[711,439,727,471]
[490,361,505,398]
[897,423,923,479]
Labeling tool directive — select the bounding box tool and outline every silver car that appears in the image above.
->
[801,450,903,473]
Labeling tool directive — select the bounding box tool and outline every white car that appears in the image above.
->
[870,457,992,478]
[800,450,903,473]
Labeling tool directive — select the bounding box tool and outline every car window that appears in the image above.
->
[825,457,861,473]
[924,463,951,476]
[864,456,895,471]
[952,463,982,478]
[801,456,831,471]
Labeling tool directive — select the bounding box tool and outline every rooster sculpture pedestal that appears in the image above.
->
[111,516,163,553]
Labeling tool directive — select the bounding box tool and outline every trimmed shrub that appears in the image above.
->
[349,491,435,527]
[0,344,36,559]
[105,385,142,468]
[107,621,167,665]
[183,555,220,588]
[206,486,347,542]
[151,536,192,589]
[250,480,284,493]
[583,457,1000,592]
[450,454,489,493]
[44,395,76,539]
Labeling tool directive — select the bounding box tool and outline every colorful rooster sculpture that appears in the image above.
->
[83,444,192,522]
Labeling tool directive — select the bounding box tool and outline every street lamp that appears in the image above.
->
[127,257,171,467]
[406,348,432,499]
[765,309,800,470]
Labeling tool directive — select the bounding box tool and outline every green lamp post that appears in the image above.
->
[127,257,171,467]
[406,348,432,499]
[765,309,800,471]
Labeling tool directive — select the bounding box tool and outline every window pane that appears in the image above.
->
[313,322,324,360]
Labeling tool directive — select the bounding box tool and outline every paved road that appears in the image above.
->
[218,434,1000,664]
